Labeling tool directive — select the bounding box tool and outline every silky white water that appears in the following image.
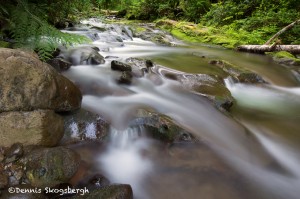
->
[63,18,300,199]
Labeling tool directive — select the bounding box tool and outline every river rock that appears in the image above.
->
[24,147,80,188]
[130,110,198,143]
[47,57,72,72]
[209,60,267,84]
[58,46,105,65]
[0,110,64,148]
[117,71,133,85]
[73,184,133,199]
[3,143,24,163]
[111,60,132,72]
[62,109,109,145]
[0,48,82,112]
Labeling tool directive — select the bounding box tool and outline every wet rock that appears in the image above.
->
[167,72,234,111]
[117,71,133,85]
[125,57,152,77]
[54,20,74,29]
[47,57,72,72]
[58,46,105,66]
[88,174,110,188]
[77,174,110,191]
[133,25,177,46]
[266,51,300,66]
[73,184,133,199]
[62,109,110,145]
[4,143,24,163]
[24,147,80,188]
[0,110,64,148]
[91,26,107,32]
[105,56,119,59]
[116,9,127,18]
[130,110,198,143]
[209,60,267,84]
[0,48,82,112]
[145,59,154,72]
[111,60,132,72]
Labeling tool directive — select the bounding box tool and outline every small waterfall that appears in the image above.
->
[99,127,153,199]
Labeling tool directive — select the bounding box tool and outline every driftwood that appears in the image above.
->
[236,19,300,54]
[236,45,300,54]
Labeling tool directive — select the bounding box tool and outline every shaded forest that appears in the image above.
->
[1,0,300,58]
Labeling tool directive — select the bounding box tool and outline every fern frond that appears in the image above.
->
[9,0,91,61]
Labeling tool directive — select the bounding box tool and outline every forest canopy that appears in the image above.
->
[0,0,299,58]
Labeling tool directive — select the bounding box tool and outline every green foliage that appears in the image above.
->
[9,0,91,60]
[181,0,210,23]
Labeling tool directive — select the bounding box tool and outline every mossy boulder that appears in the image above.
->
[0,110,64,148]
[209,60,267,84]
[0,48,82,112]
[24,147,80,188]
[266,51,300,66]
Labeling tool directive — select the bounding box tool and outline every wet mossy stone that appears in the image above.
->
[266,51,300,66]
[117,71,133,85]
[47,57,72,72]
[209,59,267,83]
[111,60,132,72]
[24,147,80,188]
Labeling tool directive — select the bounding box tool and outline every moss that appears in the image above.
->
[134,26,147,33]
[170,29,201,43]
[0,41,10,48]
[266,51,300,65]
[155,19,272,49]
[268,51,297,59]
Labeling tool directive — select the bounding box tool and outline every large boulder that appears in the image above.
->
[24,147,80,188]
[0,110,64,147]
[0,48,82,112]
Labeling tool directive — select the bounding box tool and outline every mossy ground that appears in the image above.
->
[155,19,266,49]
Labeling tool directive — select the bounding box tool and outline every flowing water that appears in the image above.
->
[63,19,300,199]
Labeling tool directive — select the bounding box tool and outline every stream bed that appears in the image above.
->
[61,18,300,199]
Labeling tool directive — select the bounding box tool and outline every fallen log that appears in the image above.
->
[236,45,300,54]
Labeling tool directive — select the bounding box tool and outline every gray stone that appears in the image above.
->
[0,110,64,148]
[0,48,82,112]
[24,147,80,188]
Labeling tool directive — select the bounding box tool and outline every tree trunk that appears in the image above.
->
[236,45,300,54]
[265,19,300,45]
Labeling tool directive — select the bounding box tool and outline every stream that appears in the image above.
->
[61,18,300,199]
